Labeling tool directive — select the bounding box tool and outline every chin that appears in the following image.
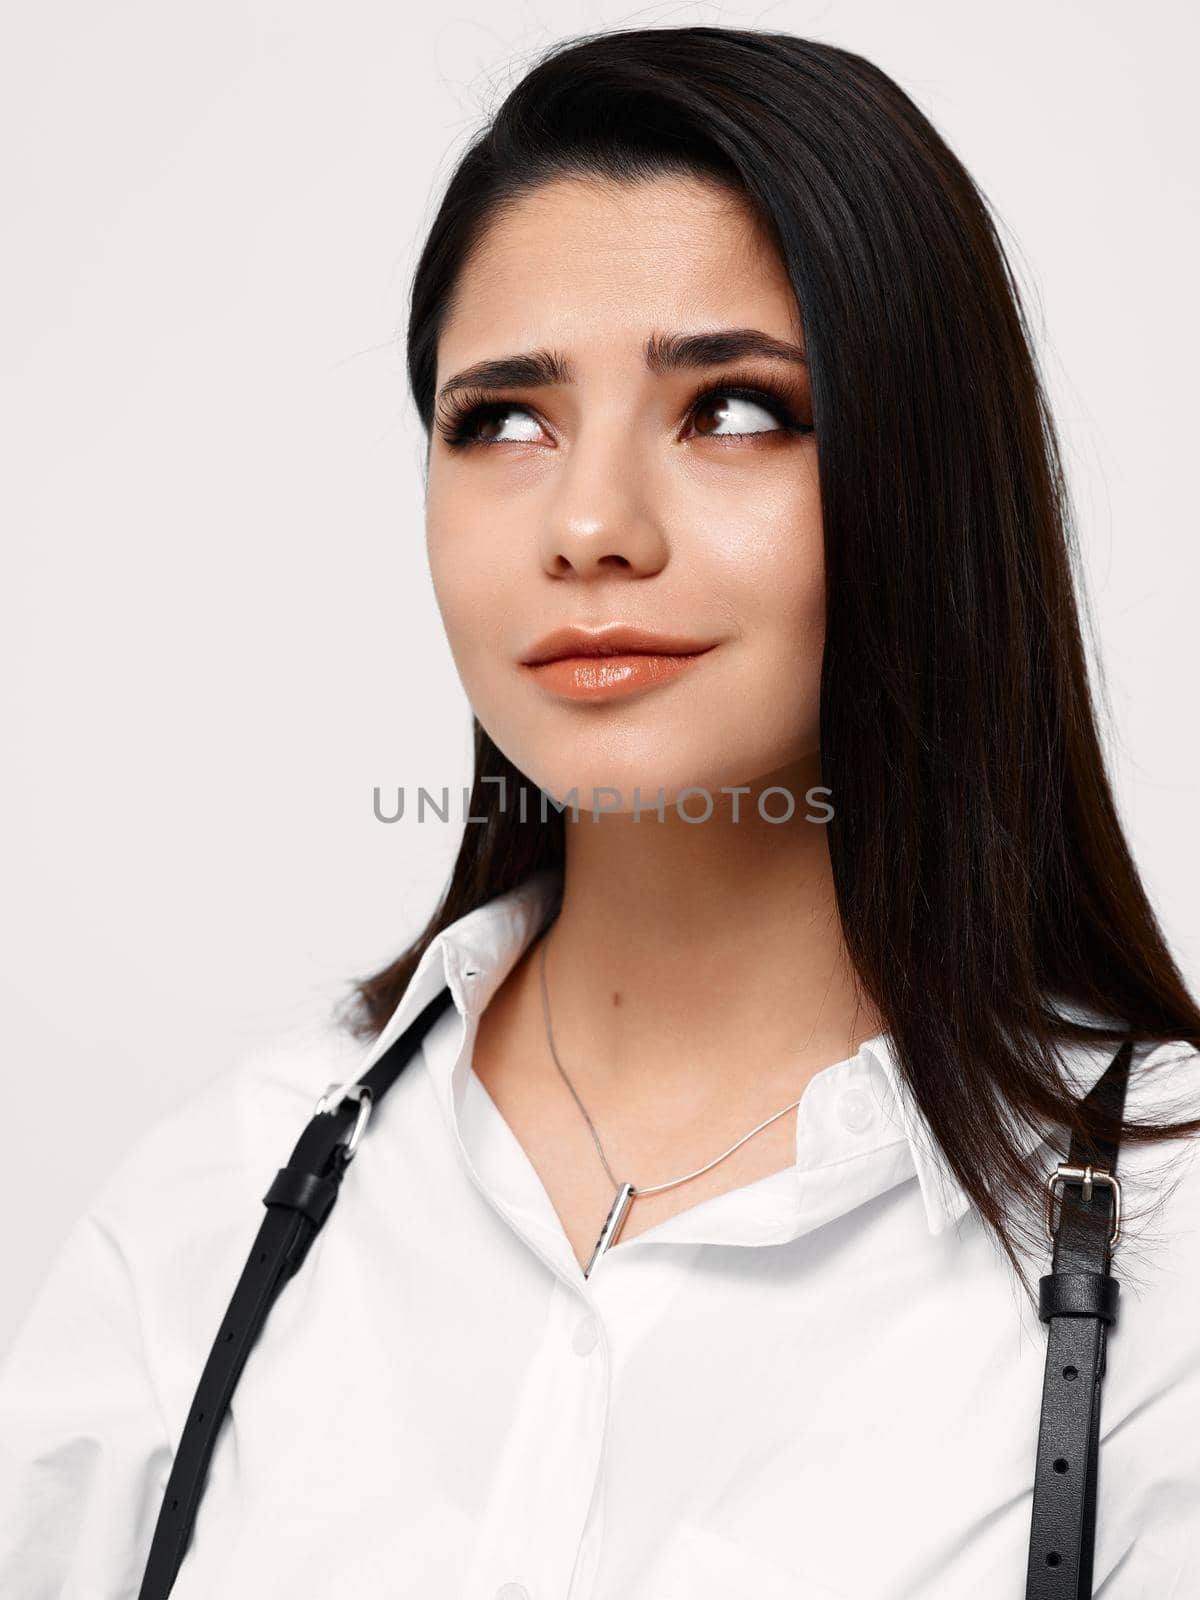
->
[507,746,808,820]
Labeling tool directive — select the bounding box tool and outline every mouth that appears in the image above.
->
[520,624,717,667]
[524,640,713,704]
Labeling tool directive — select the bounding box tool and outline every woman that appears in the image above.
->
[2,23,1199,1599]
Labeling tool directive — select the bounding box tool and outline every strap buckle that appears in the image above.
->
[313,1081,373,1163]
[1044,1162,1122,1248]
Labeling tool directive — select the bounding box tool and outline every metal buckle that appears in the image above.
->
[1044,1162,1122,1248]
[313,1081,373,1163]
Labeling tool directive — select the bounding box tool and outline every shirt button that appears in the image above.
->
[572,1314,599,1355]
[837,1087,875,1133]
[495,1586,530,1600]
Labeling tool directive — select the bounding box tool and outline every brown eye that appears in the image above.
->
[687,387,803,440]
[466,404,542,445]
[474,410,508,443]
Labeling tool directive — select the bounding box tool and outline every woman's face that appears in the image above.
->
[425,173,824,811]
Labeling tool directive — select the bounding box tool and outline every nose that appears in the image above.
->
[537,426,670,580]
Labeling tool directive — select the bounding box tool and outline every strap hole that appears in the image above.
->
[224,1330,234,1342]
[1062,1365,1078,1381]
[1045,1551,1062,1567]
[259,1251,268,1264]
[198,1410,204,1423]
[1053,1457,1069,1473]
[170,1497,179,1512]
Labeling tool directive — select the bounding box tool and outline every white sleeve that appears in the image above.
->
[0,1204,173,1600]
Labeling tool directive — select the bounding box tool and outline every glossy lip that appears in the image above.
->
[526,651,711,702]
[520,623,716,666]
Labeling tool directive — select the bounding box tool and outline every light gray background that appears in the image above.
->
[3,0,1196,1355]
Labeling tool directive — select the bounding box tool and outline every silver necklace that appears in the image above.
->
[537,928,812,1277]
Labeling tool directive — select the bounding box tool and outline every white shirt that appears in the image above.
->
[3,865,1200,1599]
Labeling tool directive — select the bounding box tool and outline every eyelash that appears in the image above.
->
[433,371,814,451]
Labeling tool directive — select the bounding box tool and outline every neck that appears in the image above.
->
[535,757,882,1109]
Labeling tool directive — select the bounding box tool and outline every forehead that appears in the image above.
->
[436,174,802,373]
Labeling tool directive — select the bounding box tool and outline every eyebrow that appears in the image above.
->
[435,327,808,406]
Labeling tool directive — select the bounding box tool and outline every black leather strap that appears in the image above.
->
[1025,1038,1133,1598]
[136,982,456,1600]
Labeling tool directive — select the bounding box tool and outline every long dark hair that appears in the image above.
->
[339,25,1200,1295]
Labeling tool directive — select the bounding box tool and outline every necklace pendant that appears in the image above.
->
[583,1181,636,1278]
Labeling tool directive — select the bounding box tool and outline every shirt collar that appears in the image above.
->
[859,1008,1126,1236]
[351,864,563,1083]
[351,869,1123,1240]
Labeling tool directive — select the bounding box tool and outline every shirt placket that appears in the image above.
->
[433,989,609,1600]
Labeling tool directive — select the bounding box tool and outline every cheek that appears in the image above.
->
[692,465,825,757]
[426,511,516,678]
[694,458,825,649]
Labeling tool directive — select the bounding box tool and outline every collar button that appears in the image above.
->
[837,1086,875,1133]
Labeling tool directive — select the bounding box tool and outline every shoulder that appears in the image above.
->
[0,1013,377,1589]
[86,1012,373,1282]
[1112,1037,1200,1270]
[1087,1037,1200,1424]
[20,1015,377,1414]
[1056,1039,1200,1531]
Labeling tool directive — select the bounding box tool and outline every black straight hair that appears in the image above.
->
[339,25,1200,1299]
